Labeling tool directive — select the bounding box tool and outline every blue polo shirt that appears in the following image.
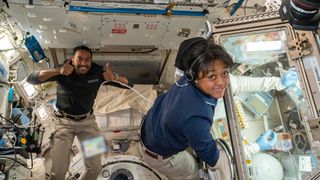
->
[141,76,220,167]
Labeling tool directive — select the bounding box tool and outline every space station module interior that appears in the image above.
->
[1,0,320,179]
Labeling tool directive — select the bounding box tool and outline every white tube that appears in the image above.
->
[262,115,269,132]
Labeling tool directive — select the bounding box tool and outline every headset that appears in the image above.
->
[185,52,208,82]
[175,37,209,82]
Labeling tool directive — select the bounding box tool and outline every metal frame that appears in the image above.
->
[212,17,293,180]
[286,30,320,163]
[223,88,247,180]
[215,138,235,180]
[212,11,283,34]
[294,30,320,117]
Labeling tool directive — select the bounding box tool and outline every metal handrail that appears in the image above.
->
[215,138,236,180]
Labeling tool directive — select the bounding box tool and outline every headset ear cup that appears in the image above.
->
[185,51,207,82]
[185,71,194,81]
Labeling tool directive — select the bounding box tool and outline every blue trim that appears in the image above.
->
[205,101,216,107]
[67,5,205,16]
[229,0,245,16]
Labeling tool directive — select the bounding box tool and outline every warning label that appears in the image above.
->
[112,23,127,34]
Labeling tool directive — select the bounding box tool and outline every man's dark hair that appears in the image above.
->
[73,45,92,57]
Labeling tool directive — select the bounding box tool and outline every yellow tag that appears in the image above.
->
[243,138,249,145]
[20,138,27,144]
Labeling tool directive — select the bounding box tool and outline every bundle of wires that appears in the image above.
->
[0,114,33,175]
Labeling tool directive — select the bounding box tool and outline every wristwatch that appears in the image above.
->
[114,73,120,80]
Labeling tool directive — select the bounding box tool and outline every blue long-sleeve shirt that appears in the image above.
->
[141,76,220,167]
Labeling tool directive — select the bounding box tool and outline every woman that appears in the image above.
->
[139,37,233,179]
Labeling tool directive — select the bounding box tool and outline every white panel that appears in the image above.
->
[160,16,206,48]
[6,4,208,49]
[101,14,169,47]
[6,4,102,48]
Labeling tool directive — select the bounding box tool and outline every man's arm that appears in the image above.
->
[38,68,61,82]
[27,59,74,85]
[27,68,60,85]
[102,63,133,88]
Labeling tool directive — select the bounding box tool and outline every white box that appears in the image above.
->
[95,108,144,131]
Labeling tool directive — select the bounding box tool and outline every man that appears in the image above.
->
[27,45,133,180]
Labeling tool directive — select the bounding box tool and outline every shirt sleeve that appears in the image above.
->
[230,74,283,94]
[183,116,220,167]
[244,143,260,159]
[26,71,62,85]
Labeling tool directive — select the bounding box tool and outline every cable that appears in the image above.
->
[21,102,42,129]
[244,0,248,16]
[0,101,42,129]
[6,132,17,146]
[4,147,17,173]
[0,114,27,137]
[100,80,154,105]
[0,157,32,170]
[229,0,245,16]
[0,16,27,49]
[3,132,17,173]
[29,153,33,169]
